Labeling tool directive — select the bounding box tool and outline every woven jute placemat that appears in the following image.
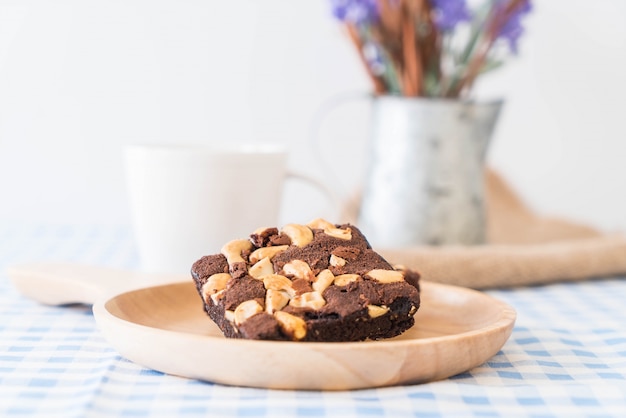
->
[342,170,626,289]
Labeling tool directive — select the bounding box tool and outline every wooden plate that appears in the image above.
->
[97,282,515,390]
[10,263,516,390]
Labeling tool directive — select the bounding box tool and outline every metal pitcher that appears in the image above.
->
[358,96,502,248]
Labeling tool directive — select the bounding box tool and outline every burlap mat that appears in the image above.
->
[342,170,626,289]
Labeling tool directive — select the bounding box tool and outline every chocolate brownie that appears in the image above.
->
[191,219,420,342]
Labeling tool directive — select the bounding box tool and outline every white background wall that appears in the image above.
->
[0,0,625,232]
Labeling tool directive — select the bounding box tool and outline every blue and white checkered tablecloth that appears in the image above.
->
[1,224,626,417]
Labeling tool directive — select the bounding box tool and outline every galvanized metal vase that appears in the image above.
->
[358,97,502,248]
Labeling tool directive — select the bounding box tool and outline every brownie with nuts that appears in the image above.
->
[191,219,420,342]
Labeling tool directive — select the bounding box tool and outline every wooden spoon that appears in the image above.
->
[8,262,516,390]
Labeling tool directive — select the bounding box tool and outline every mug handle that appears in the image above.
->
[308,91,373,221]
[285,170,341,221]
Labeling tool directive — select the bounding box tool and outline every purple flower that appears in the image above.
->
[497,0,532,53]
[330,0,379,26]
[362,41,386,76]
[431,0,472,32]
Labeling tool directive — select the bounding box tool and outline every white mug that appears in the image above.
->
[124,144,331,274]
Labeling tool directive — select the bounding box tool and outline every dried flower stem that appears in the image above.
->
[346,24,386,94]
[401,9,421,96]
[378,0,402,39]
[451,0,528,96]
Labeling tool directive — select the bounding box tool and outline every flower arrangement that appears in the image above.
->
[330,0,532,98]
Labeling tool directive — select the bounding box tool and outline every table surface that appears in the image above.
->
[1,223,626,417]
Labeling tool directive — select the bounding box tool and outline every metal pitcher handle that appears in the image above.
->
[308,91,373,222]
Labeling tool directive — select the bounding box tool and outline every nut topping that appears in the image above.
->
[290,291,326,310]
[329,254,347,267]
[366,269,405,283]
[307,218,352,240]
[224,310,236,323]
[333,274,360,286]
[262,274,296,297]
[274,311,307,340]
[312,269,335,293]
[201,273,232,305]
[281,224,313,247]
[248,257,274,279]
[201,273,231,298]
[265,289,290,314]
[367,305,389,318]
[323,227,352,240]
[221,239,253,265]
[253,226,274,236]
[307,218,335,230]
[209,290,226,305]
[249,245,289,264]
[282,260,314,281]
[234,300,263,325]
